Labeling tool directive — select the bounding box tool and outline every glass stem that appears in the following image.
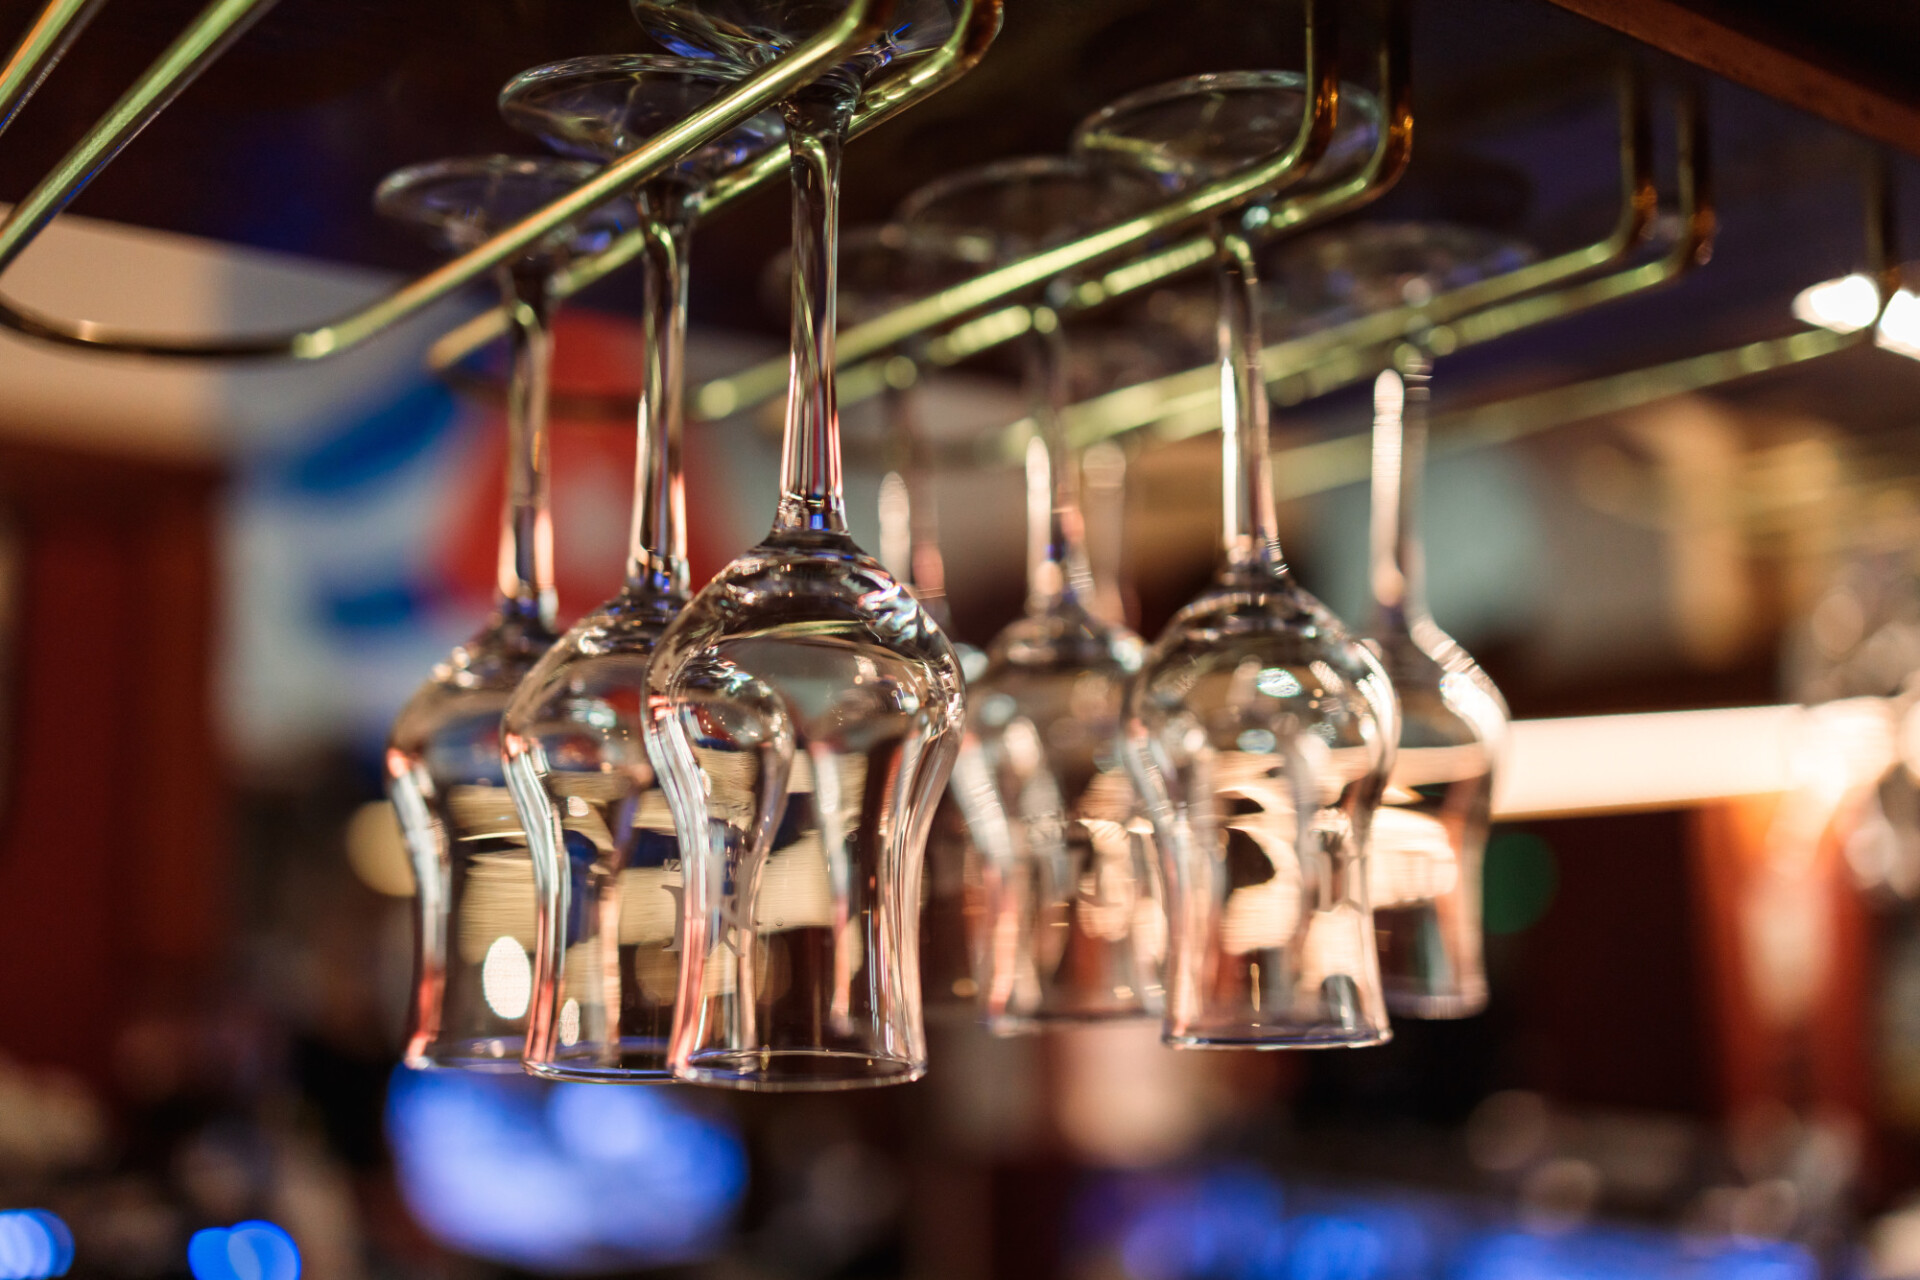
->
[1367,347,1431,634]
[886,379,952,629]
[773,82,856,537]
[1024,306,1096,614]
[628,193,693,602]
[1216,224,1283,577]
[498,259,558,629]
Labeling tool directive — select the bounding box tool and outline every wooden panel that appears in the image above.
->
[0,438,223,1086]
[1545,0,1920,156]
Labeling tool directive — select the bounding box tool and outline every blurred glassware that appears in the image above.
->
[1260,220,1534,337]
[635,0,967,1089]
[1362,364,1506,1017]
[1077,72,1399,1047]
[379,156,635,1071]
[1786,530,1920,903]
[1080,439,1136,633]
[497,58,786,1081]
[1263,221,1527,1017]
[897,155,1167,1031]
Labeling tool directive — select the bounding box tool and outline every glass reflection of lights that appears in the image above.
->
[1076,1167,1820,1280]
[0,1211,73,1280]
[187,1222,300,1280]
[480,935,534,1019]
[385,1067,746,1271]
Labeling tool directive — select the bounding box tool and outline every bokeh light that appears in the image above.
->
[0,1211,73,1280]
[185,1222,299,1280]
[385,1067,747,1272]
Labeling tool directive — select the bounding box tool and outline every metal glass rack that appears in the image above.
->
[0,0,1896,471]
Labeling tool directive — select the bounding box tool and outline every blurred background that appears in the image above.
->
[2,0,1920,1277]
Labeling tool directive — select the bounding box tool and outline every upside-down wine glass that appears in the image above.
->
[631,0,967,1089]
[1262,222,1520,1017]
[1075,73,1399,1047]
[767,226,987,1017]
[494,58,786,1080]
[897,155,1166,1031]
[380,156,634,1070]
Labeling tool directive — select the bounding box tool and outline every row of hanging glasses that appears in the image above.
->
[382,0,1512,1091]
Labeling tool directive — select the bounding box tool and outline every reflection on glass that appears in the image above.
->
[497,58,785,1082]
[1076,72,1397,1048]
[898,156,1166,1031]
[632,0,966,1090]
[379,157,633,1071]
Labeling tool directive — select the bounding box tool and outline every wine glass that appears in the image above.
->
[762,226,964,634]
[766,225,989,1018]
[630,0,967,1089]
[379,156,636,1071]
[896,155,1166,1031]
[1075,74,1398,1048]
[494,58,786,1080]
[1261,222,1523,1018]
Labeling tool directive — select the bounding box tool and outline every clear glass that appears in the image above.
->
[782,226,986,1020]
[897,155,1166,1031]
[1072,70,1378,193]
[1076,76,1397,1048]
[630,0,956,75]
[1362,363,1508,1018]
[633,9,965,1090]
[377,156,635,1071]
[1262,222,1524,1017]
[495,59,787,1081]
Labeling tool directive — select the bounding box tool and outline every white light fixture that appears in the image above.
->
[1792,272,1920,361]
[1493,701,1898,819]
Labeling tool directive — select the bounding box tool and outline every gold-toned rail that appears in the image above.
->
[956,71,1675,463]
[0,0,1001,359]
[0,0,106,133]
[688,0,1364,421]
[1266,154,1899,503]
[426,0,1005,373]
[705,48,1666,443]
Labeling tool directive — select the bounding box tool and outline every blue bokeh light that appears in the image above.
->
[187,1222,300,1280]
[1454,1228,1819,1280]
[0,1211,73,1280]
[1085,1167,1821,1280]
[385,1067,748,1273]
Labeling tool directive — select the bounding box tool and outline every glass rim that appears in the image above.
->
[893,152,1164,268]
[498,53,754,114]
[373,153,603,223]
[1070,67,1382,155]
[895,152,1149,225]
[1263,219,1539,296]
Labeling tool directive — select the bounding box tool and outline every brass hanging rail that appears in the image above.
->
[699,54,1644,449]
[427,0,1384,419]
[1007,72,1682,461]
[0,0,1001,359]
[1266,153,1899,503]
[684,0,1373,421]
